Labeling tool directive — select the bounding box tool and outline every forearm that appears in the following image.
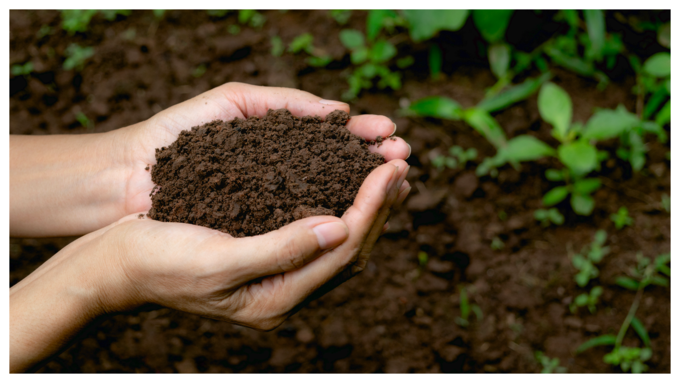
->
[10,131,131,237]
[10,254,104,372]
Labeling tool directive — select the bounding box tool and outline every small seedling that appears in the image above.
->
[206,10,229,18]
[238,10,266,29]
[11,62,33,77]
[570,286,603,314]
[615,252,669,291]
[610,207,633,230]
[61,10,97,34]
[76,112,93,129]
[432,146,477,170]
[63,44,94,71]
[661,194,670,213]
[417,251,429,268]
[329,10,351,25]
[491,236,504,251]
[604,346,652,373]
[571,230,609,287]
[192,64,207,78]
[535,351,567,373]
[227,25,240,35]
[288,33,332,67]
[534,208,565,227]
[270,36,284,57]
[37,24,53,39]
[454,287,482,327]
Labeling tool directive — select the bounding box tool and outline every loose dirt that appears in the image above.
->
[148,109,384,237]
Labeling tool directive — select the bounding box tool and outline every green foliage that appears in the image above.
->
[534,208,564,227]
[417,251,429,268]
[270,36,284,57]
[454,287,482,327]
[206,10,230,18]
[535,351,567,373]
[488,43,511,79]
[76,112,93,129]
[61,10,98,34]
[429,44,443,79]
[477,72,551,113]
[63,44,94,71]
[405,97,463,120]
[289,33,332,68]
[615,252,670,291]
[339,29,400,100]
[571,230,609,287]
[661,194,670,213]
[490,236,504,251]
[472,10,513,43]
[610,207,633,230]
[402,10,469,42]
[570,286,603,314]
[329,10,351,25]
[152,10,165,19]
[192,64,207,78]
[477,135,555,177]
[643,52,670,78]
[366,10,402,41]
[238,10,266,29]
[462,109,507,150]
[99,10,131,21]
[581,106,640,141]
[11,62,33,77]
[604,347,652,373]
[37,24,53,39]
[432,146,477,170]
[538,82,573,142]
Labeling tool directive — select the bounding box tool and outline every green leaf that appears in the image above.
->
[545,169,564,181]
[571,194,595,215]
[544,45,596,76]
[429,44,442,79]
[630,317,651,347]
[573,178,601,195]
[339,29,365,50]
[584,10,605,61]
[498,135,555,163]
[582,107,640,141]
[350,47,369,64]
[656,101,670,127]
[543,186,569,206]
[370,40,397,63]
[407,96,463,120]
[289,33,313,53]
[489,43,511,79]
[576,335,617,354]
[558,141,597,177]
[477,72,551,113]
[575,293,589,306]
[561,10,579,29]
[643,52,671,78]
[472,10,513,43]
[366,10,396,41]
[658,23,670,48]
[548,208,565,225]
[538,82,572,140]
[462,108,507,149]
[403,10,470,42]
[615,276,640,291]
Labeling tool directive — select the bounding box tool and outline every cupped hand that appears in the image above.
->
[119,82,411,216]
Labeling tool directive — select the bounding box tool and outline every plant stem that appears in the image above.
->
[615,281,644,347]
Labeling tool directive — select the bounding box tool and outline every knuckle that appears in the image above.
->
[276,238,307,272]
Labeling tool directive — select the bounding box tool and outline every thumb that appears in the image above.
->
[230,216,349,283]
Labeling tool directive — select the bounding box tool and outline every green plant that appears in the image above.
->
[417,251,429,268]
[61,10,98,34]
[152,10,165,19]
[238,10,266,29]
[192,64,207,78]
[76,112,93,129]
[491,236,504,251]
[661,194,670,213]
[37,24,53,39]
[99,10,131,21]
[288,33,332,68]
[329,10,351,25]
[610,207,633,230]
[11,62,33,77]
[535,351,567,373]
[578,253,669,373]
[206,10,229,18]
[534,208,565,227]
[454,287,482,327]
[270,36,284,57]
[402,10,469,42]
[431,146,477,170]
[63,44,94,71]
[339,28,400,100]
[570,286,603,314]
[571,230,609,287]
[473,10,514,82]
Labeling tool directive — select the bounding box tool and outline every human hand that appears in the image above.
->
[118,82,411,216]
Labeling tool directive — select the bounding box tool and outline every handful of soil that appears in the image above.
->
[148,109,385,237]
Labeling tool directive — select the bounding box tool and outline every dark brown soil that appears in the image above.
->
[148,109,383,237]
[10,10,669,373]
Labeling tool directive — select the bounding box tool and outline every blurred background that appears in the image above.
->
[10,10,670,373]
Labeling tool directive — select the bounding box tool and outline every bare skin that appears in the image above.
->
[9,83,411,372]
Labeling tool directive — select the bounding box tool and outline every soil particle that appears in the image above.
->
[452,172,479,198]
[148,109,384,237]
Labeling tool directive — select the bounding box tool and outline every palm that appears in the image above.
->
[119,82,409,218]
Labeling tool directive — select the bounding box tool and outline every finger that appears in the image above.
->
[220,82,350,119]
[395,181,412,208]
[227,215,349,283]
[271,160,407,307]
[368,136,411,161]
[345,115,396,140]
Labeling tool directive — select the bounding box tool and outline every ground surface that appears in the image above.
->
[10,10,670,373]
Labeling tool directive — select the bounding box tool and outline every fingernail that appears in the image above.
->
[382,222,390,234]
[390,122,397,137]
[397,165,410,190]
[313,222,349,250]
[319,99,348,106]
[386,166,399,194]
[396,186,412,206]
[406,143,412,159]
